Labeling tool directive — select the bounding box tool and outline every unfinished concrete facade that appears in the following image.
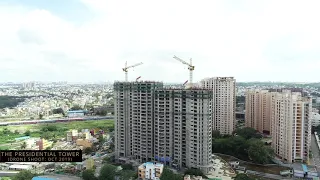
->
[154,89,213,173]
[114,81,163,162]
[114,81,213,174]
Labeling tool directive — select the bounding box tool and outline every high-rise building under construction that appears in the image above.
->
[114,81,213,173]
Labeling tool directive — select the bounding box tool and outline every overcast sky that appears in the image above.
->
[0,0,319,83]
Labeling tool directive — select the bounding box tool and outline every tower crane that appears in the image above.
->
[173,55,195,84]
[122,61,143,81]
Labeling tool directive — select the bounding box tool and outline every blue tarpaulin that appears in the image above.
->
[15,136,30,141]
[32,177,55,180]
[302,164,308,173]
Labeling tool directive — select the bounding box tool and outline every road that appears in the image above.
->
[246,170,291,180]
[311,134,320,167]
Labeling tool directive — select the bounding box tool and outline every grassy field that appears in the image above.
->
[0,119,114,147]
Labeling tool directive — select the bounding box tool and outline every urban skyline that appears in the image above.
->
[1,0,320,82]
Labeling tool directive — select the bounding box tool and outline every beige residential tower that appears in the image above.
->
[200,77,236,135]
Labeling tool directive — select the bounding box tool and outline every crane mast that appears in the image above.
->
[122,61,143,81]
[173,55,195,84]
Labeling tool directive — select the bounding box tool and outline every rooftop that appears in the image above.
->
[67,110,87,113]
[292,163,317,173]
[9,164,32,170]
[32,177,56,180]
[140,162,164,168]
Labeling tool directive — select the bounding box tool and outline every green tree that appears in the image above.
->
[0,96,25,109]
[82,169,97,180]
[121,164,134,170]
[160,168,183,180]
[108,125,115,132]
[212,130,221,138]
[20,142,27,149]
[212,135,272,163]
[232,136,250,159]
[12,170,35,180]
[39,113,43,119]
[234,173,254,180]
[98,134,104,144]
[184,168,207,178]
[70,105,82,111]
[234,127,262,139]
[236,96,246,104]
[41,132,51,140]
[102,155,115,164]
[99,164,117,180]
[3,128,10,134]
[247,139,274,164]
[42,125,58,132]
[24,130,31,136]
[84,147,93,154]
[52,108,65,116]
[118,170,137,180]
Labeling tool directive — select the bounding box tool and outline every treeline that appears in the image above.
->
[69,105,114,116]
[0,96,26,108]
[236,96,245,103]
[212,127,274,164]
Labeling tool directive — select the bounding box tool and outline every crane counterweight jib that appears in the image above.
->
[173,55,195,85]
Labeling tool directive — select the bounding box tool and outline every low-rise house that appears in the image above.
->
[138,162,164,180]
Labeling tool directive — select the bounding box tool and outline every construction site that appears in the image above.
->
[114,55,236,177]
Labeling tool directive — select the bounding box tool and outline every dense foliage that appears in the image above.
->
[52,108,65,115]
[234,173,254,180]
[82,169,97,180]
[212,127,274,164]
[12,170,35,180]
[233,127,262,140]
[184,168,207,178]
[70,105,83,111]
[0,96,25,108]
[98,164,137,180]
[236,96,245,104]
[160,168,183,180]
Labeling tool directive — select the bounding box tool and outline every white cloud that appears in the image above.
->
[0,0,320,82]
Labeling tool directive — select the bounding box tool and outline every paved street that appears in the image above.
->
[311,134,320,167]
[246,170,291,180]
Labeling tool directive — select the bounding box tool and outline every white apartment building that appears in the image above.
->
[312,113,320,127]
[200,77,236,135]
[114,81,213,174]
[245,90,272,134]
[311,108,320,127]
[270,90,312,163]
[138,162,164,180]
